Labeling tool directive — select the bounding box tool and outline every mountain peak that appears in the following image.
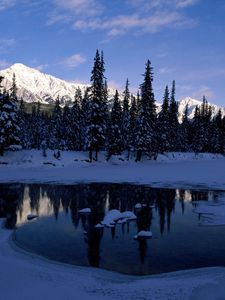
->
[3,63,37,73]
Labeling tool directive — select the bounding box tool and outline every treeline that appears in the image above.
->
[0,50,225,161]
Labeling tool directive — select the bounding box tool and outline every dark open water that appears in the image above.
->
[1,183,225,275]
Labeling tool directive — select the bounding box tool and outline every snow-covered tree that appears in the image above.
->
[168,80,179,151]
[50,97,65,151]
[158,86,170,153]
[0,83,20,155]
[121,79,130,152]
[106,90,122,160]
[86,50,109,161]
[136,60,158,160]
[127,94,137,159]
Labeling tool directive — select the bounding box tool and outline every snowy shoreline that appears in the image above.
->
[0,150,225,190]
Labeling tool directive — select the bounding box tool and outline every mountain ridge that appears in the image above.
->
[0,63,224,120]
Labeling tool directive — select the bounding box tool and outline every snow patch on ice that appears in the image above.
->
[101,209,137,227]
[134,231,153,239]
[78,208,91,214]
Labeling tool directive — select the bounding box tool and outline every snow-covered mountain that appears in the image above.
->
[0,63,224,120]
[177,97,225,121]
[0,63,88,105]
[0,63,115,106]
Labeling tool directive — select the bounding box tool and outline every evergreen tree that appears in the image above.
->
[70,94,82,150]
[200,96,212,152]
[158,86,170,153]
[191,105,203,153]
[135,109,151,162]
[29,102,45,149]
[81,87,91,150]
[177,104,190,151]
[121,79,130,153]
[11,73,17,98]
[136,60,157,160]
[0,80,20,155]
[50,97,65,151]
[86,50,109,161]
[106,90,122,160]
[127,94,137,159]
[168,80,179,151]
[19,98,33,149]
[210,109,224,153]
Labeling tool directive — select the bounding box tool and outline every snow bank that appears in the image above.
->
[0,150,225,190]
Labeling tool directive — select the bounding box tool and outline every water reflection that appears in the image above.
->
[0,183,224,274]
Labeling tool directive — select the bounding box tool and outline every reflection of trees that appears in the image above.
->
[83,185,106,268]
[155,189,176,235]
[178,190,185,214]
[191,190,209,202]
[136,206,153,264]
[0,184,24,228]
[2,182,225,271]
[29,184,41,214]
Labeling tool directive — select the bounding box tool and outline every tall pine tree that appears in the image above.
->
[86,50,109,161]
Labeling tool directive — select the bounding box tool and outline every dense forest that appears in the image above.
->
[0,50,225,161]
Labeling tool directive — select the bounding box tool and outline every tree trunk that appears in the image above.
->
[0,146,4,156]
[135,150,142,162]
[89,149,92,162]
[127,149,130,161]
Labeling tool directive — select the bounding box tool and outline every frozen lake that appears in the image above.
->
[1,183,225,275]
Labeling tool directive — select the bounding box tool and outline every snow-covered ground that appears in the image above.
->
[0,150,224,190]
[1,150,225,299]
[1,218,225,300]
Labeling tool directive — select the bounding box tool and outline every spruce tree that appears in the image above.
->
[86,50,109,161]
[81,87,91,150]
[136,60,157,161]
[0,79,20,155]
[106,90,122,160]
[50,97,65,151]
[177,104,190,152]
[121,79,130,153]
[191,105,203,153]
[210,110,224,153]
[158,86,170,153]
[168,80,179,151]
[127,94,137,159]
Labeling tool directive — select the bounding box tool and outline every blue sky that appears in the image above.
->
[0,0,225,105]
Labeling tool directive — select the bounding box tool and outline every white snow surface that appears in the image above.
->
[134,231,153,239]
[0,63,116,106]
[0,150,225,190]
[79,208,92,214]
[134,203,142,209]
[101,209,136,227]
[1,219,225,299]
